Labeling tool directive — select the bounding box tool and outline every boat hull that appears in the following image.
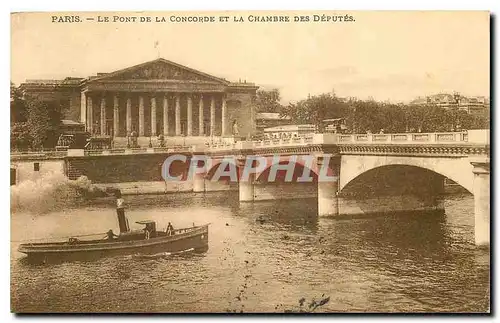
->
[18,225,209,264]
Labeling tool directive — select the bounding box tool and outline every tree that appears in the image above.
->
[25,98,62,149]
[255,89,283,113]
[345,99,382,133]
[278,90,489,134]
[380,103,406,133]
[10,82,27,124]
[11,122,33,151]
[281,93,348,132]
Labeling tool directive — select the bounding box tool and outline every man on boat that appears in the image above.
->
[166,222,175,236]
[106,229,118,240]
[115,190,130,233]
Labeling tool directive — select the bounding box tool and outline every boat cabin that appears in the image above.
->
[136,220,157,234]
[114,220,158,241]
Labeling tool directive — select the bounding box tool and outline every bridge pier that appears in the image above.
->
[239,173,254,202]
[318,181,339,216]
[471,160,490,247]
[317,155,340,216]
[193,173,205,192]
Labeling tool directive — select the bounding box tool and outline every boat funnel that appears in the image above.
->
[117,210,130,233]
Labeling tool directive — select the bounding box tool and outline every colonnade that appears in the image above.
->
[81,91,228,137]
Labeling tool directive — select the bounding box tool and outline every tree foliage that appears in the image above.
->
[280,93,348,132]
[280,93,489,133]
[10,82,27,124]
[11,122,33,150]
[255,89,283,113]
[10,83,63,150]
[25,98,62,149]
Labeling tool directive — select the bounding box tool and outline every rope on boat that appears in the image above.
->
[11,232,108,243]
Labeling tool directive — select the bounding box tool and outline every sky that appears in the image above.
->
[11,11,490,103]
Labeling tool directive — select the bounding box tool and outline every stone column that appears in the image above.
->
[87,96,93,134]
[187,94,193,136]
[210,95,216,136]
[80,91,86,124]
[175,94,181,136]
[100,96,106,135]
[113,94,119,137]
[317,155,339,216]
[151,96,157,136]
[221,94,227,136]
[139,95,145,136]
[198,94,204,136]
[126,96,132,135]
[163,94,169,136]
[471,160,490,246]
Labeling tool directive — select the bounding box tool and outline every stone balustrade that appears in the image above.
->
[334,131,469,145]
[10,130,489,159]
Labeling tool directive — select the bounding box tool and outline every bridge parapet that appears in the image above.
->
[202,130,486,152]
[201,130,486,153]
[10,130,489,159]
[337,131,471,145]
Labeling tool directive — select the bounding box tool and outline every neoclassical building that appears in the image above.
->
[19,58,259,144]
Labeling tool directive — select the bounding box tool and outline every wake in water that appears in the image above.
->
[10,172,107,214]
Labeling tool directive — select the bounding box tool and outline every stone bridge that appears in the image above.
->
[199,130,490,246]
[11,130,490,246]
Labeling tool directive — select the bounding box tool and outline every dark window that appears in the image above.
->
[34,162,40,171]
[10,168,16,186]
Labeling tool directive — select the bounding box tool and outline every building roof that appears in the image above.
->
[323,118,345,123]
[21,58,259,90]
[410,93,490,106]
[61,119,84,125]
[264,124,315,132]
[85,58,231,85]
[256,112,290,120]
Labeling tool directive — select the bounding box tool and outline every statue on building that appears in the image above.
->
[128,130,138,148]
[158,134,165,147]
[232,120,239,136]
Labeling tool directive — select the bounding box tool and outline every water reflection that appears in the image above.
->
[11,192,489,313]
[238,198,319,233]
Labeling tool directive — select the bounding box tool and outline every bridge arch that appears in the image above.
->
[205,158,241,182]
[339,155,474,194]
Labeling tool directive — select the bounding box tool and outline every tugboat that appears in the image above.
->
[18,209,209,264]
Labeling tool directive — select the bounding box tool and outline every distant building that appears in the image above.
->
[256,112,291,133]
[410,93,489,115]
[18,58,259,142]
[323,118,348,133]
[263,124,315,139]
[458,96,490,115]
[19,77,84,122]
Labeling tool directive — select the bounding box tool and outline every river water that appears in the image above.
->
[11,192,489,313]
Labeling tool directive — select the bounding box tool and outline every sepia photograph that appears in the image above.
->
[9,10,490,313]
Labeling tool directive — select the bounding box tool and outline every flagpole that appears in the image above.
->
[154,41,160,59]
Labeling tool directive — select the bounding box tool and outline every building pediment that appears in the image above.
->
[86,58,230,84]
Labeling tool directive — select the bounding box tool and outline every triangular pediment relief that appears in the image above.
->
[88,58,229,84]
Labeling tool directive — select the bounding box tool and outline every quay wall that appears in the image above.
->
[65,153,188,183]
[10,158,65,185]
